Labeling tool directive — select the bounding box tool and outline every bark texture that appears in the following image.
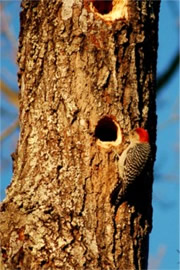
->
[0,0,160,269]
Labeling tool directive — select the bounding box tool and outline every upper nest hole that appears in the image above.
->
[95,116,117,141]
[93,0,113,15]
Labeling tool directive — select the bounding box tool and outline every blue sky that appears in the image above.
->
[149,1,179,269]
[0,1,179,269]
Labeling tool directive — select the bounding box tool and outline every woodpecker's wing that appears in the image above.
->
[123,143,151,184]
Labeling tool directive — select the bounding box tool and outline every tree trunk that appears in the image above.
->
[0,0,160,269]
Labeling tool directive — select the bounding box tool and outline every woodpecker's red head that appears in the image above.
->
[135,128,149,142]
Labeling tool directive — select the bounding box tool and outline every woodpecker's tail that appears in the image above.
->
[110,179,125,206]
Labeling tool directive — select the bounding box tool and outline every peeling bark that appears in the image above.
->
[0,0,160,269]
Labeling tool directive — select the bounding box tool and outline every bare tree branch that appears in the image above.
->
[157,51,179,92]
[0,80,19,108]
[0,118,19,141]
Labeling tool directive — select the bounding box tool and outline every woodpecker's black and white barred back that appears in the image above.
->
[111,128,151,206]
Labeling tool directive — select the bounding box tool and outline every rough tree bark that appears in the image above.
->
[0,0,160,269]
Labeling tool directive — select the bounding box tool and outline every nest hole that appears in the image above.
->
[95,116,117,141]
[93,0,113,15]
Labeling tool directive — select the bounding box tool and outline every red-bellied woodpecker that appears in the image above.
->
[111,128,151,205]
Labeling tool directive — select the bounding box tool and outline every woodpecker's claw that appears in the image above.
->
[113,150,120,161]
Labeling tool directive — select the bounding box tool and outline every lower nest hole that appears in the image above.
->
[95,116,117,141]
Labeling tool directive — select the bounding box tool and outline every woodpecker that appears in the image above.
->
[111,128,151,205]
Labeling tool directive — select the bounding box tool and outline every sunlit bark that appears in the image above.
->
[0,1,160,269]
